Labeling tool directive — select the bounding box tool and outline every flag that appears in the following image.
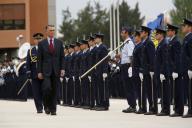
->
[147,14,164,47]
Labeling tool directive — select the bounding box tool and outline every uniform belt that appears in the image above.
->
[121,63,131,67]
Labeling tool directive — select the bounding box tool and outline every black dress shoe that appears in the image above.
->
[156,112,169,116]
[182,113,192,118]
[82,106,90,109]
[37,110,43,114]
[170,113,182,117]
[95,107,109,111]
[51,112,57,115]
[122,107,136,113]
[45,109,50,115]
[144,111,156,115]
[135,109,146,114]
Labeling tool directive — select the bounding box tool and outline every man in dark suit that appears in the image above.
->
[37,25,64,115]
[180,18,192,118]
[166,24,183,117]
[26,33,44,113]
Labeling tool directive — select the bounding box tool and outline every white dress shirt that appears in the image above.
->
[121,37,135,64]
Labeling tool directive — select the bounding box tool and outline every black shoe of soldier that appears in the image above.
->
[95,107,109,111]
[82,106,90,109]
[182,113,192,118]
[45,109,50,115]
[135,109,146,114]
[156,110,169,116]
[37,110,43,114]
[122,107,136,113]
[144,111,156,115]
[170,112,182,117]
[51,112,56,115]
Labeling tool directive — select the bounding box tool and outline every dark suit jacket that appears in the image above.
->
[37,38,64,77]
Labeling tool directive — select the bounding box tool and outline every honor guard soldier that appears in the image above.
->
[120,27,136,113]
[154,28,170,116]
[166,24,183,117]
[26,33,44,113]
[79,39,90,109]
[87,35,97,109]
[94,33,109,111]
[68,44,76,106]
[180,18,192,118]
[73,41,82,107]
[62,45,70,105]
[140,26,156,115]
[132,30,144,114]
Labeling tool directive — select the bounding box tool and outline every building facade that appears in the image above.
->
[0,0,56,60]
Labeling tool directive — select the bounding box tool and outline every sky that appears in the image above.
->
[56,0,175,35]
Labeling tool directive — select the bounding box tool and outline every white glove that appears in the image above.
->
[72,76,75,81]
[65,77,69,82]
[188,70,192,79]
[88,76,91,81]
[139,73,143,81]
[150,72,154,77]
[160,74,165,81]
[172,72,178,80]
[60,77,63,82]
[103,73,108,79]
[128,67,132,77]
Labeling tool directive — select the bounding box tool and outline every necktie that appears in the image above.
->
[49,38,54,54]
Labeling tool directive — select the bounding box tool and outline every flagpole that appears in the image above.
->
[110,3,113,51]
[113,1,116,51]
[117,0,120,53]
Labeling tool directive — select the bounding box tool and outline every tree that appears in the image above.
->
[73,2,95,39]
[59,7,74,44]
[170,0,192,25]
[119,1,144,29]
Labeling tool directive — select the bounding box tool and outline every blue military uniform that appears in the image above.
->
[16,61,28,101]
[79,40,90,108]
[154,28,170,116]
[94,33,109,110]
[62,48,70,105]
[73,42,82,106]
[166,24,183,117]
[67,44,76,106]
[26,33,44,113]
[87,35,98,109]
[180,19,192,118]
[132,31,144,113]
[140,26,156,114]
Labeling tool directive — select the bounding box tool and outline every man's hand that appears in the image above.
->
[38,73,44,80]
[60,70,65,77]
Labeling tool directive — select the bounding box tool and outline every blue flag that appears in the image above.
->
[147,13,164,29]
[147,14,164,47]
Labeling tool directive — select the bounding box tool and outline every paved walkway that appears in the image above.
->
[0,99,191,128]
